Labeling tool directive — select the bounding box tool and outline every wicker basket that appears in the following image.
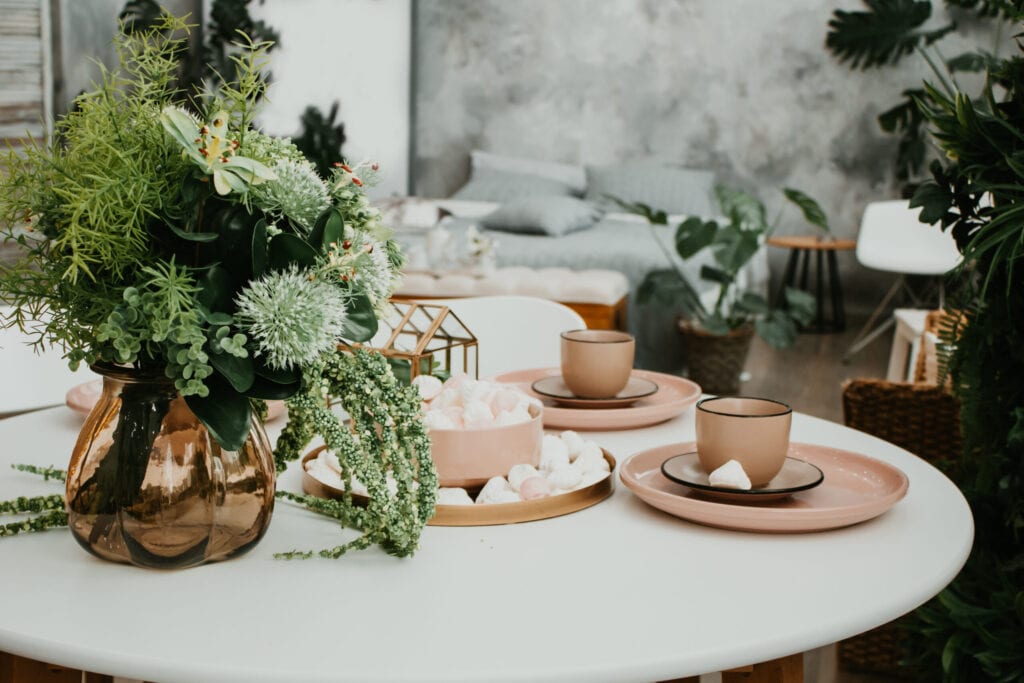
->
[838,378,962,677]
[677,321,754,395]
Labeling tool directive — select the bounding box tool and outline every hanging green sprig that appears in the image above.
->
[274,349,437,559]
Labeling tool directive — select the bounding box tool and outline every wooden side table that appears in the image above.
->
[768,235,856,333]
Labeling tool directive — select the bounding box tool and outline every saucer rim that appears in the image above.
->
[660,452,825,496]
[530,375,659,404]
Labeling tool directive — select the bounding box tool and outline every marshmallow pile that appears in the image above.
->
[438,430,611,505]
[414,374,540,430]
[708,459,752,490]
[305,449,408,497]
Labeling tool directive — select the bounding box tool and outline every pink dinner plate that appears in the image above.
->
[620,441,909,532]
[494,368,701,431]
[65,380,288,422]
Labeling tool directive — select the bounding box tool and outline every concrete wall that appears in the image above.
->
[411,0,994,298]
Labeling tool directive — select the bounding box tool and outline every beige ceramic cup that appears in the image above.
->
[694,396,792,486]
[560,329,635,399]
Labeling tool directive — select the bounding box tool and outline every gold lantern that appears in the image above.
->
[361,301,478,381]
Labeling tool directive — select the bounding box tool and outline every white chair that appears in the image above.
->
[422,296,585,377]
[844,200,962,361]
[0,307,88,417]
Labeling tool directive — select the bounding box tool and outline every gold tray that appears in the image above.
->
[300,446,616,526]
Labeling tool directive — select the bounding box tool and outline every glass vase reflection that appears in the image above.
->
[65,365,275,569]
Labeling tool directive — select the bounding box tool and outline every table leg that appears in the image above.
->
[815,249,825,330]
[798,249,810,292]
[827,250,845,332]
[776,249,800,307]
[722,653,804,683]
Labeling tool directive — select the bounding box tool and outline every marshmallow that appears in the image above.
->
[494,406,531,426]
[508,464,541,491]
[306,458,343,488]
[708,460,752,490]
[561,430,586,460]
[519,476,553,500]
[317,449,342,474]
[462,400,495,429]
[436,487,475,505]
[423,410,457,431]
[479,489,522,505]
[476,476,512,504]
[547,464,582,490]
[492,389,523,414]
[576,470,610,490]
[412,374,443,401]
[573,443,609,474]
[539,435,570,471]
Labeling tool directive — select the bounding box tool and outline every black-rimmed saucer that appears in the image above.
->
[660,452,824,502]
[531,375,659,409]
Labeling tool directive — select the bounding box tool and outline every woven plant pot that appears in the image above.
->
[678,321,754,395]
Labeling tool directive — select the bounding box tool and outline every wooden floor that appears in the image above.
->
[739,308,891,424]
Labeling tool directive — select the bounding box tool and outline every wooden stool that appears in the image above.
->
[768,236,856,333]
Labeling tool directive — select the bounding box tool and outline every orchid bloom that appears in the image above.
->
[160,106,276,195]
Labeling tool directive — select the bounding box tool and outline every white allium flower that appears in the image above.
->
[250,158,331,232]
[356,236,394,305]
[235,268,348,370]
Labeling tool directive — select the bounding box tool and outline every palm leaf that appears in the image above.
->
[827,0,953,70]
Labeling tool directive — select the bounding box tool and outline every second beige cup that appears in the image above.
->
[560,329,635,399]
[694,396,792,486]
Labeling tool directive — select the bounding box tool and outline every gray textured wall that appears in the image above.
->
[412,0,992,292]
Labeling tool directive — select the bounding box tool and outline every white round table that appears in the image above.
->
[0,406,972,683]
[0,312,90,416]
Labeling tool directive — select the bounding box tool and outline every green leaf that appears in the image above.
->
[755,311,798,349]
[909,181,953,225]
[697,313,731,336]
[210,352,255,393]
[196,264,235,313]
[268,233,318,271]
[713,229,760,274]
[340,291,379,342]
[168,222,219,242]
[783,188,830,233]
[734,292,770,315]
[715,186,766,230]
[309,207,346,251]
[252,218,268,276]
[700,265,732,285]
[784,287,817,326]
[246,374,302,400]
[197,306,233,326]
[946,51,989,73]
[675,218,718,258]
[826,1,943,70]
[185,376,252,452]
[254,360,302,385]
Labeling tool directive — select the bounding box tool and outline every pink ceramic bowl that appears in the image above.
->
[429,405,543,488]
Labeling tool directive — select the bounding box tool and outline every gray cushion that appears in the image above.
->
[471,150,586,195]
[585,163,716,216]
[481,196,603,236]
[451,170,575,203]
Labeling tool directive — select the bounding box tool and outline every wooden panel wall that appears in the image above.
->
[0,0,50,146]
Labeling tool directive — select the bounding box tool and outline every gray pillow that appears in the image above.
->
[451,170,575,203]
[585,163,716,216]
[481,197,603,236]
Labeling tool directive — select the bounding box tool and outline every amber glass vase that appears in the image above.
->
[65,365,275,569]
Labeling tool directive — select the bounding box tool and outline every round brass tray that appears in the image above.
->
[300,446,616,526]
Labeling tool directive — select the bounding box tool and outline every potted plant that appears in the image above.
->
[0,15,434,567]
[619,187,816,394]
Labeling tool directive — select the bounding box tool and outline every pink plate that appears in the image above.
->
[494,368,701,431]
[620,441,909,533]
[65,380,287,422]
